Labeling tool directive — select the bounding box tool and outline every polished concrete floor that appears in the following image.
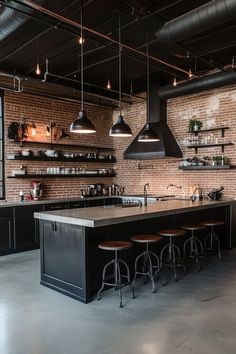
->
[1,250,236,354]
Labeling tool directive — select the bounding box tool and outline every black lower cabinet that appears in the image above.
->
[40,220,86,302]
[14,205,43,250]
[0,208,14,254]
[67,201,87,209]
[43,203,67,211]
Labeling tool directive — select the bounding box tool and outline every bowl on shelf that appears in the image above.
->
[45,149,55,157]
[21,149,31,156]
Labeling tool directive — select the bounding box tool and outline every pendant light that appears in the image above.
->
[109,11,132,137]
[70,1,96,134]
[138,14,159,143]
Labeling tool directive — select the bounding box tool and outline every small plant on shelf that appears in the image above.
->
[189,119,203,132]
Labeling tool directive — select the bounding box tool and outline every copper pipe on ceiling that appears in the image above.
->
[12,0,198,78]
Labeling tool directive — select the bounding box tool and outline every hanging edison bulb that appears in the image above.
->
[107,80,111,89]
[173,77,177,86]
[35,63,41,75]
[79,35,85,44]
[188,68,193,79]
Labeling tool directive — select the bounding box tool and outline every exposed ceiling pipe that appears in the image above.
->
[159,70,236,100]
[11,0,195,78]
[155,0,236,43]
[0,0,45,41]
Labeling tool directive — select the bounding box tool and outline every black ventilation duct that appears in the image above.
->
[0,1,45,41]
[159,70,236,100]
[124,82,182,160]
[155,0,236,43]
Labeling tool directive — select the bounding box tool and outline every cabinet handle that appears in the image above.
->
[50,205,62,210]
[73,204,81,207]
[51,221,57,231]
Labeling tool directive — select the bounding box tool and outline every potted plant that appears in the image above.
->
[188,119,195,132]
[212,155,219,166]
[193,120,203,131]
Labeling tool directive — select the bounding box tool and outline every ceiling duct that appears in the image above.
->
[124,81,182,160]
[0,0,45,41]
[155,0,236,43]
[159,70,236,100]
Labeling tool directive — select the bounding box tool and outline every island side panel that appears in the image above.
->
[39,220,88,303]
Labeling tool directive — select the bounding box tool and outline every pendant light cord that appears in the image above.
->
[80,0,84,111]
[146,13,150,124]
[119,6,122,116]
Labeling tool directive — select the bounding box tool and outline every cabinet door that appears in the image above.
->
[0,208,13,254]
[14,205,43,249]
[67,201,86,209]
[40,220,86,301]
[104,197,122,206]
[87,199,104,207]
[43,203,67,211]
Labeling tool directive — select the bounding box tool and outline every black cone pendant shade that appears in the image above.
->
[109,12,132,138]
[70,2,96,134]
[109,115,132,137]
[138,123,159,142]
[70,110,96,134]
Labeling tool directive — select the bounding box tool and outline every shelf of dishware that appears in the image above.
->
[7,154,116,163]
[179,165,236,171]
[8,171,116,179]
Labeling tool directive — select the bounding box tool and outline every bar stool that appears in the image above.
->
[200,220,224,260]
[158,229,186,281]
[131,235,162,298]
[182,224,206,271]
[97,241,133,308]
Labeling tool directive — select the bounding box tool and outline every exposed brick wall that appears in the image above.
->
[4,84,236,201]
[4,91,114,200]
[113,85,236,199]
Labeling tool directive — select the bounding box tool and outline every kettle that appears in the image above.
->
[207,186,224,200]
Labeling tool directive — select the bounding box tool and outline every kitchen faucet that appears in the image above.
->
[166,184,182,190]
[143,183,149,206]
[192,187,203,201]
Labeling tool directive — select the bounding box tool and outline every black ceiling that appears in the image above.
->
[0,0,236,98]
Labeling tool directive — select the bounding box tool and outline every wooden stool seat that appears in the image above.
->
[98,241,133,251]
[158,229,186,237]
[131,235,162,243]
[182,224,206,231]
[200,220,224,227]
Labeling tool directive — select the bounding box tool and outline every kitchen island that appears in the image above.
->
[35,199,236,303]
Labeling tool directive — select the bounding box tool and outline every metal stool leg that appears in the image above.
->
[115,253,123,308]
[97,250,131,307]
[160,237,182,281]
[204,227,222,260]
[132,243,160,298]
[132,251,145,298]
[146,245,155,293]
[97,259,115,300]
[119,259,131,283]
